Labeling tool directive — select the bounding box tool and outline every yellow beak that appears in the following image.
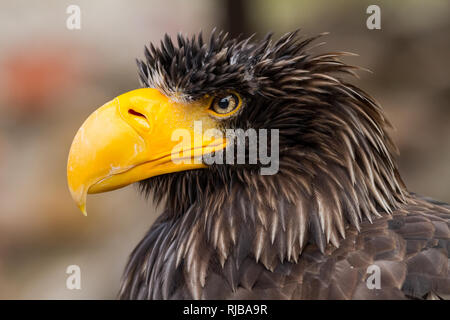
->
[67,88,226,215]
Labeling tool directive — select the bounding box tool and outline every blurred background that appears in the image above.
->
[0,0,448,299]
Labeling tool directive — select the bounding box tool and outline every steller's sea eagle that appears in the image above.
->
[67,31,450,299]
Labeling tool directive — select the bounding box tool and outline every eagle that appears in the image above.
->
[67,31,450,300]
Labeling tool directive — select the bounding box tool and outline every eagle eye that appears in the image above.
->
[209,92,241,117]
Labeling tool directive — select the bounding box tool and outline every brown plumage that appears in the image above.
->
[117,31,450,300]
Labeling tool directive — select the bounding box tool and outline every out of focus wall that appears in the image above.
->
[0,0,448,299]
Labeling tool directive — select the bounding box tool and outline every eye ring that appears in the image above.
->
[208,92,242,117]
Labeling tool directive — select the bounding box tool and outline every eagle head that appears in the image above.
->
[68,31,406,264]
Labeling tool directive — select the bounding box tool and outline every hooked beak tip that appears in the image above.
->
[68,183,88,216]
[79,203,87,216]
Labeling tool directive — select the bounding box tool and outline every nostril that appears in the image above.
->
[127,108,151,131]
[128,109,146,119]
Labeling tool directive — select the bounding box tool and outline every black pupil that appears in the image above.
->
[218,96,231,109]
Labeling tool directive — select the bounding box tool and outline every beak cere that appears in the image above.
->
[67,88,226,215]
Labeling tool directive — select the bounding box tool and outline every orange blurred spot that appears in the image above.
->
[3,45,77,113]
